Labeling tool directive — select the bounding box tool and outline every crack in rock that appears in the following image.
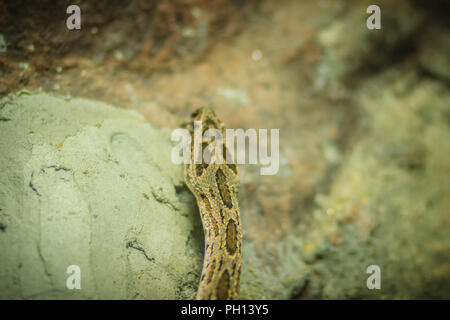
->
[126,239,155,262]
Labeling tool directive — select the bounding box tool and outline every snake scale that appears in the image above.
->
[184,107,243,300]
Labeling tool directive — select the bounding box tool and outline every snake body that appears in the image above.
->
[184,107,242,300]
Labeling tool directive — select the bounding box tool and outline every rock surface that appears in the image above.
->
[0,91,203,299]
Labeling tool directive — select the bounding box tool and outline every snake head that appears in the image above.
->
[190,107,225,133]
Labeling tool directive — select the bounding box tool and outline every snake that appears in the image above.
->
[184,107,242,300]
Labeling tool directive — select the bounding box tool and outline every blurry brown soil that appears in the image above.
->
[0,0,447,269]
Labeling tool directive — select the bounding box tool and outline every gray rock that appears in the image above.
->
[0,91,203,299]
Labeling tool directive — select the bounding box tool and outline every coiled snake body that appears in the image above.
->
[184,108,242,300]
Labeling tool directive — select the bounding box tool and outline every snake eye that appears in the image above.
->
[191,109,200,118]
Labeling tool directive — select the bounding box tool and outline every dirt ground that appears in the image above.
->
[0,0,349,241]
[1,0,449,299]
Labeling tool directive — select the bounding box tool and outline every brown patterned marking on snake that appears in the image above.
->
[226,219,238,255]
[215,168,233,209]
[196,163,208,177]
[235,266,241,293]
[223,145,238,175]
[216,270,230,300]
[205,259,216,284]
[227,163,237,175]
[194,142,210,176]
[184,107,242,300]
[222,145,228,162]
[204,118,216,129]
[196,144,209,176]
